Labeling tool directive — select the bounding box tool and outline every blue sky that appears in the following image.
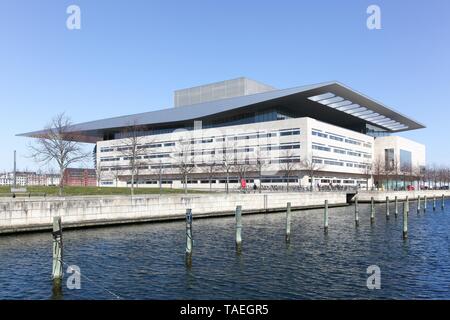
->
[0,0,449,171]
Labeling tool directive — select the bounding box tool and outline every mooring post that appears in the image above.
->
[403,201,408,239]
[433,195,436,211]
[185,209,193,259]
[52,216,63,282]
[385,196,390,220]
[442,194,445,210]
[370,197,375,223]
[324,200,329,232]
[406,196,409,215]
[354,196,359,226]
[395,196,398,217]
[285,202,291,242]
[417,195,421,213]
[235,205,242,248]
[424,195,427,212]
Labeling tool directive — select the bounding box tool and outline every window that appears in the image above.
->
[385,148,395,171]
[400,149,412,171]
[334,149,346,154]
[312,144,331,152]
[312,130,328,138]
[329,135,343,142]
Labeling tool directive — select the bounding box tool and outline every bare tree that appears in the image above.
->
[172,137,196,194]
[28,113,91,196]
[372,156,385,190]
[254,147,268,192]
[219,139,236,194]
[360,162,373,190]
[279,149,299,192]
[110,164,121,188]
[201,152,219,192]
[300,153,323,191]
[117,123,148,196]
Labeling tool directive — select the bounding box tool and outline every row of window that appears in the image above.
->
[311,130,372,148]
[313,157,370,169]
[312,143,372,159]
[100,128,301,153]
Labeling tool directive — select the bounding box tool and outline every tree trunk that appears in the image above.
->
[59,167,64,197]
[131,170,135,196]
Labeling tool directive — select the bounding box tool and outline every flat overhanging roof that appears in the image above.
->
[18,81,425,143]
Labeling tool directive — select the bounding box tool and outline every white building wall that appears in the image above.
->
[97,117,376,189]
[374,136,426,169]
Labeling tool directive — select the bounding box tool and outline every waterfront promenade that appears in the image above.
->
[0,190,449,234]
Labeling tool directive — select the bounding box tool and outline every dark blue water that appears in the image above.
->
[0,201,449,300]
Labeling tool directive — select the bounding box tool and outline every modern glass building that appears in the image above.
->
[20,77,426,190]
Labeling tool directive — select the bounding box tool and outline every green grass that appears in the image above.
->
[0,185,207,197]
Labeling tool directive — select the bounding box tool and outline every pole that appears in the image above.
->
[417,195,421,213]
[433,195,436,211]
[424,195,427,212]
[354,196,359,226]
[235,205,242,248]
[52,217,63,281]
[370,197,375,223]
[403,202,408,239]
[324,200,329,232]
[13,150,16,189]
[286,202,291,242]
[385,196,390,220]
[185,209,193,257]
[442,194,445,210]
[406,196,409,215]
[395,196,398,217]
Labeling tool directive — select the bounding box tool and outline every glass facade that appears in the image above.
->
[385,148,395,171]
[400,149,412,171]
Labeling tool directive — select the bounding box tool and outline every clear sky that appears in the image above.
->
[0,0,449,172]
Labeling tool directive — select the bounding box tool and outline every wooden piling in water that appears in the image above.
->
[285,202,291,242]
[424,195,427,212]
[324,200,329,232]
[52,217,63,282]
[442,194,445,210]
[354,196,359,226]
[406,196,410,215]
[395,196,398,217]
[385,196,390,220]
[403,201,408,239]
[417,196,421,213]
[433,195,436,211]
[370,197,375,223]
[235,205,242,247]
[185,209,193,259]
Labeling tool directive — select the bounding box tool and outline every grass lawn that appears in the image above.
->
[0,185,207,197]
